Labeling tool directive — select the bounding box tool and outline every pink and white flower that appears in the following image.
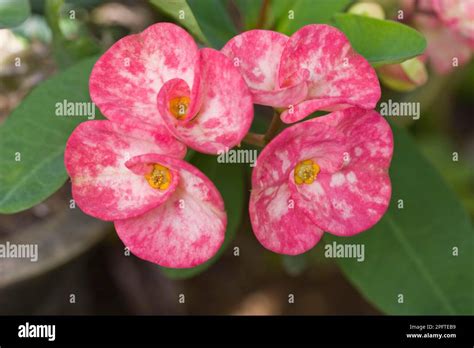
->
[403,0,474,74]
[221,24,381,124]
[90,22,253,154]
[433,0,474,47]
[249,108,393,255]
[65,120,226,268]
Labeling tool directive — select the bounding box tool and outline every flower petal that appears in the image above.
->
[291,169,391,236]
[221,30,288,92]
[159,48,253,154]
[114,154,226,268]
[64,120,186,221]
[291,108,393,235]
[252,82,308,108]
[251,108,393,241]
[278,24,380,122]
[252,119,345,189]
[249,182,323,255]
[90,22,199,127]
[309,108,393,169]
[222,30,310,107]
[280,97,353,124]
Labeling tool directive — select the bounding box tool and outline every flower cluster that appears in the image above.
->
[65,22,393,267]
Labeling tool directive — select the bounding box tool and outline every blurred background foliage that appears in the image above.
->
[0,0,472,315]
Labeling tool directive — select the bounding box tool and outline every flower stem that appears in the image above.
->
[264,110,283,143]
[242,132,265,147]
[256,0,270,29]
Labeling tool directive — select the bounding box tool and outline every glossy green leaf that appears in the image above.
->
[233,0,263,30]
[328,123,473,314]
[149,0,209,45]
[276,0,352,35]
[333,14,427,65]
[0,56,102,214]
[150,0,238,48]
[187,0,237,48]
[161,153,246,279]
[0,0,30,28]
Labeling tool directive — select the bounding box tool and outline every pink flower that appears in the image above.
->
[249,108,393,255]
[433,0,474,47]
[403,0,474,74]
[90,22,253,154]
[64,121,226,268]
[221,24,381,124]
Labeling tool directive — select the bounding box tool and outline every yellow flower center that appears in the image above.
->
[169,96,190,120]
[294,159,320,185]
[145,163,172,190]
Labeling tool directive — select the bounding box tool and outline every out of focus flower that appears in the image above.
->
[404,0,474,74]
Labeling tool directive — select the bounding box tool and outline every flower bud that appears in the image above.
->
[378,57,428,92]
[348,2,385,20]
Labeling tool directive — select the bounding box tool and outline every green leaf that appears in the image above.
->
[149,0,209,45]
[329,123,473,314]
[150,0,237,48]
[0,56,102,214]
[187,0,237,48]
[233,0,263,30]
[161,153,246,279]
[333,14,427,65]
[0,0,30,28]
[276,0,352,35]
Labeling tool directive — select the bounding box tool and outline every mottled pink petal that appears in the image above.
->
[90,22,199,127]
[159,48,253,154]
[115,154,226,268]
[291,108,393,235]
[249,113,345,254]
[222,30,310,108]
[249,183,323,255]
[64,120,186,221]
[250,108,393,250]
[252,120,345,189]
[280,97,353,124]
[291,170,391,236]
[221,30,288,92]
[308,107,393,169]
[278,25,380,122]
[252,82,308,108]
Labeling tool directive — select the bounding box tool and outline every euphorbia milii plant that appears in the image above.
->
[64,20,394,268]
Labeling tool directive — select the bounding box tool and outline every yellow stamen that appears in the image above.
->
[294,159,320,185]
[145,163,172,190]
[169,96,190,120]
